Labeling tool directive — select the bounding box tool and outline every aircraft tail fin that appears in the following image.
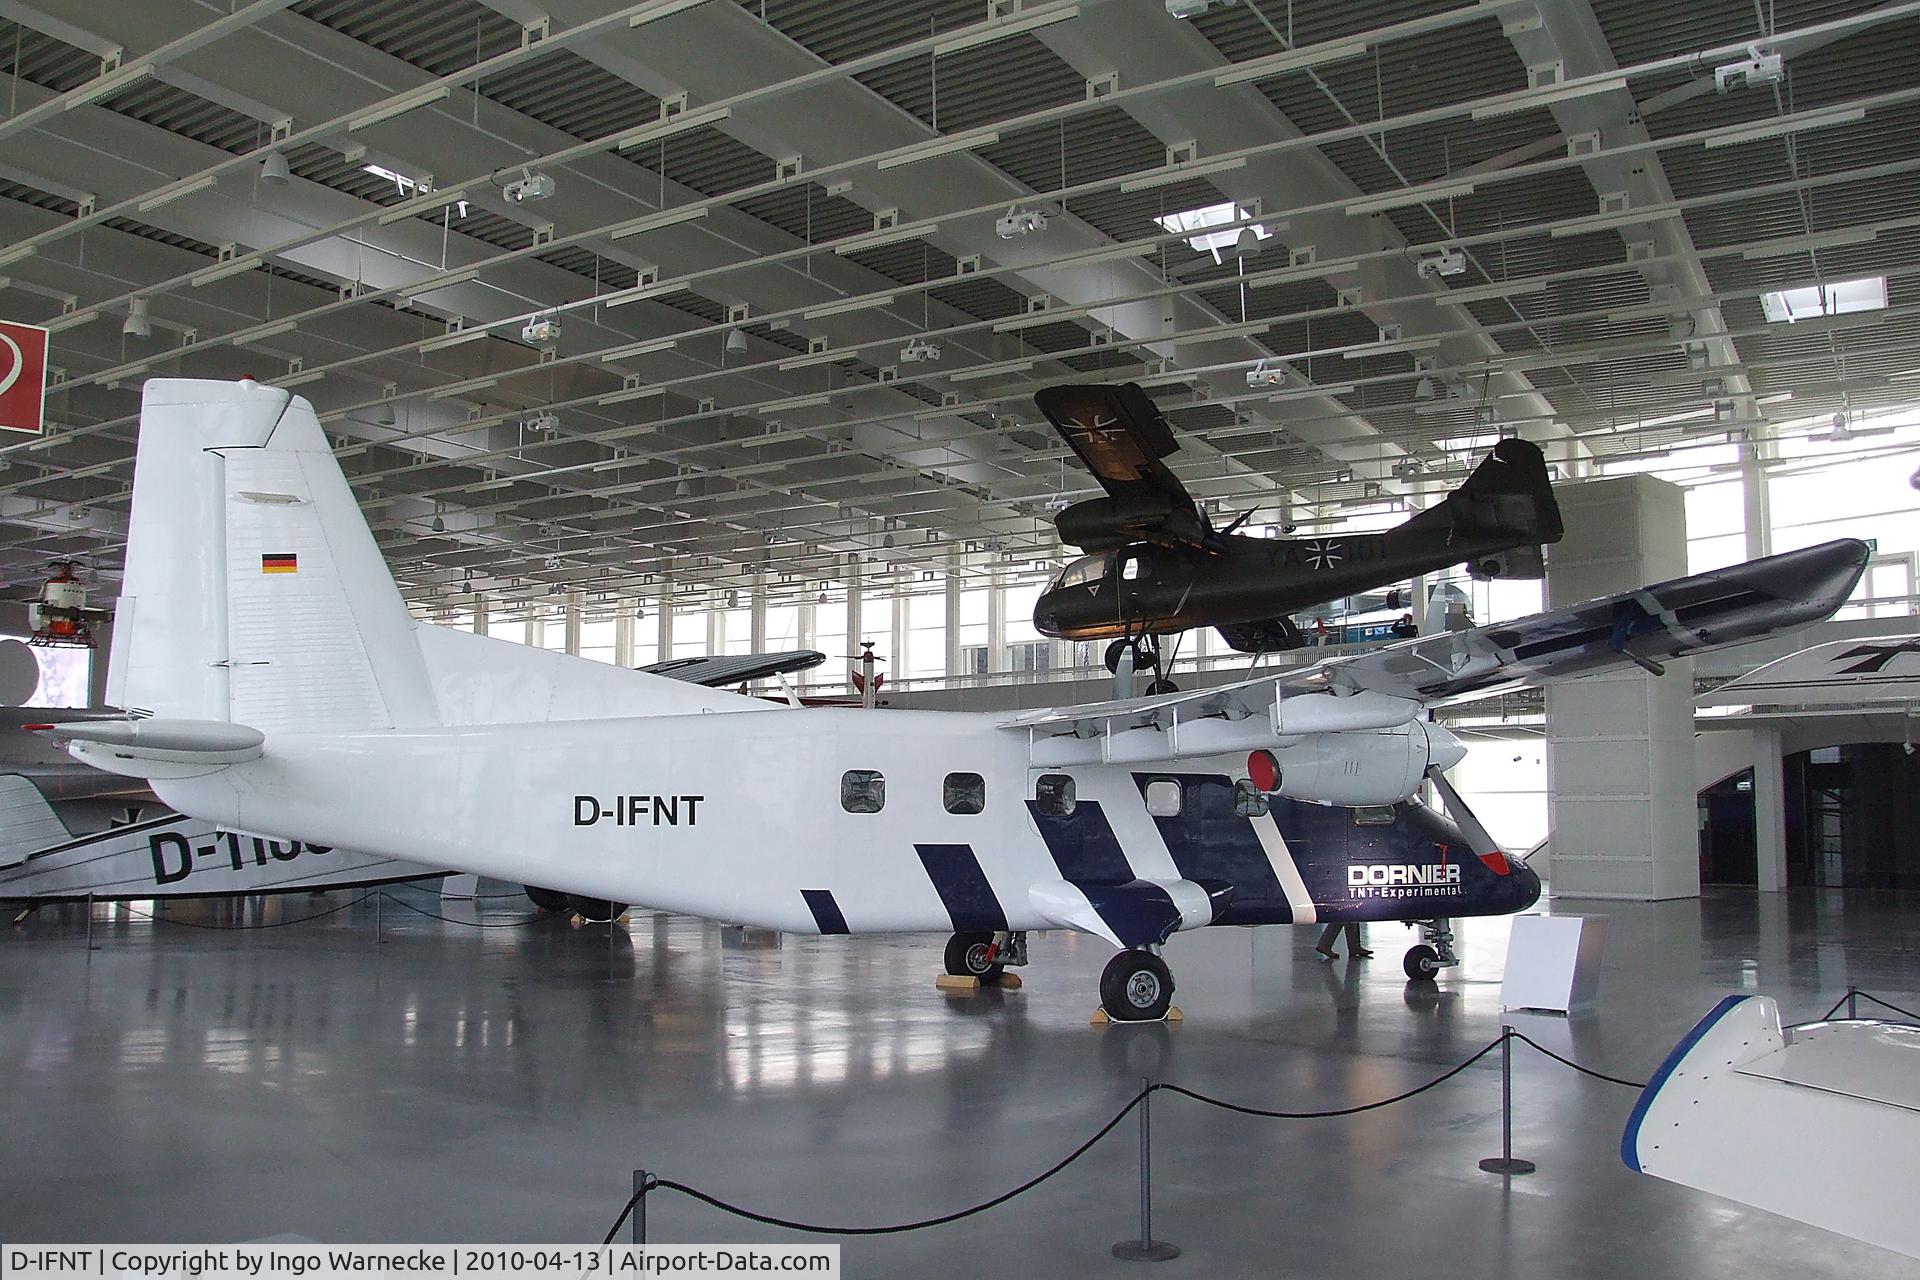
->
[1404,439,1562,578]
[0,774,72,868]
[113,379,437,735]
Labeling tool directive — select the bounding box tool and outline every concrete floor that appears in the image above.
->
[2,885,1916,1276]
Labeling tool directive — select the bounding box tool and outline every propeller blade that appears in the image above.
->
[1218,505,1260,536]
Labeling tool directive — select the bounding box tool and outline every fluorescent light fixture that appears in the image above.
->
[1741,226,1879,260]
[420,328,489,353]
[932,4,1079,57]
[1761,274,1886,324]
[1338,334,1440,358]
[231,319,297,344]
[764,394,830,412]
[1470,76,1626,120]
[1434,278,1550,306]
[45,308,98,333]
[601,337,680,362]
[802,293,895,320]
[601,280,679,309]
[348,85,450,133]
[378,187,469,225]
[191,256,262,287]
[608,205,709,240]
[1153,201,1272,258]
[1345,180,1475,217]
[834,219,940,255]
[1167,320,1271,346]
[1119,157,1247,193]
[778,350,847,371]
[993,305,1092,333]
[1549,203,1683,238]
[949,360,1034,382]
[876,129,1000,170]
[1214,39,1369,87]
[406,268,482,299]
[1044,242,1158,271]
[1267,382,1356,402]
[629,0,712,26]
[68,64,152,108]
[136,174,216,213]
[1703,105,1865,150]
[431,376,499,399]
[600,385,666,407]
[614,105,732,152]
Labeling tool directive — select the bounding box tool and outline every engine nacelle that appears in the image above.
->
[1056,494,1207,551]
[1269,723,1460,806]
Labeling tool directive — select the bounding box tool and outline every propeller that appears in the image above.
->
[1216,505,1260,537]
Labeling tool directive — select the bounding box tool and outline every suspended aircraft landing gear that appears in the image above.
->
[944,929,1027,981]
[568,895,627,923]
[525,885,570,912]
[1404,918,1458,982]
[1104,637,1159,674]
[1100,949,1174,1022]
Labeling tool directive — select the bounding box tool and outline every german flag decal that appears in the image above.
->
[261,553,298,574]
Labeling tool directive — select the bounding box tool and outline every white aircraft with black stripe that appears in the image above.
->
[34,381,1871,1020]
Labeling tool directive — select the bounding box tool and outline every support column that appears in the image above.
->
[471,593,488,637]
[564,592,583,656]
[750,575,768,654]
[1545,475,1698,900]
[657,582,674,658]
[846,558,864,651]
[614,608,634,668]
[945,560,963,678]
[891,590,910,677]
[987,569,1007,673]
[1751,725,1788,892]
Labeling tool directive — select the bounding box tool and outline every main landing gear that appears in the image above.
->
[1403,918,1459,982]
[1104,637,1178,695]
[526,886,627,922]
[945,929,1028,981]
[1100,948,1175,1022]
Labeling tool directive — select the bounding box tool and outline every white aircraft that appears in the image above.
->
[34,380,1869,1020]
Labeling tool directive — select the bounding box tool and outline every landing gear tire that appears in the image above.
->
[1404,944,1441,982]
[945,931,1005,981]
[1104,639,1160,674]
[1100,950,1174,1022]
[1144,677,1179,696]
[568,895,626,923]
[525,886,571,913]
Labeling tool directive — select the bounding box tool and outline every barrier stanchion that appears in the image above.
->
[1478,1028,1536,1176]
[631,1171,652,1245]
[1111,1079,1178,1262]
[85,892,96,956]
[1848,988,1858,1020]
[375,891,384,945]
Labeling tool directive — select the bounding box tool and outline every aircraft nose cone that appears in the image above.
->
[1511,857,1543,910]
[1033,596,1061,636]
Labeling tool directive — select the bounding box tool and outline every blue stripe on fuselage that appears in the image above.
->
[915,843,1008,931]
[1130,773,1286,924]
[1025,799,1133,881]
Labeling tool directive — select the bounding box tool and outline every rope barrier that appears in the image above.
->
[110,891,377,930]
[372,893,544,929]
[1506,1031,1647,1090]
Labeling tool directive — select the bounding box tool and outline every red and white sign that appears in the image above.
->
[0,320,50,435]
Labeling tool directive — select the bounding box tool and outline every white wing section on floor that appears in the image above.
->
[1624,994,1920,1260]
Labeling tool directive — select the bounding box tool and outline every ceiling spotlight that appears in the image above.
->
[1910,464,1920,491]
[1827,410,1854,443]
[1414,376,1436,401]
[674,479,692,499]
[430,513,445,533]
[548,582,563,595]
[882,532,895,548]
[260,149,290,187]
[726,589,738,608]
[1246,359,1284,389]
[725,328,749,356]
[1231,226,1262,259]
[501,169,555,203]
[996,204,1048,238]
[900,337,942,364]
[123,297,151,339]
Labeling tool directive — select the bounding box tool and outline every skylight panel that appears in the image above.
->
[1153,201,1272,262]
[1761,275,1887,323]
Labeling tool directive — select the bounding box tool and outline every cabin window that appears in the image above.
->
[1034,773,1076,816]
[1144,779,1182,817]
[1232,779,1270,818]
[943,772,986,815]
[840,770,886,814]
[1352,805,1396,827]
[1121,553,1144,581]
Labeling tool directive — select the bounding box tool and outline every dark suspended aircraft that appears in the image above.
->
[1030,383,1565,682]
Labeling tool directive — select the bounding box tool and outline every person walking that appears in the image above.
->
[1315,920,1372,960]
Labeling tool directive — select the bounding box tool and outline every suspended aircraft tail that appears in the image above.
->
[0,773,73,870]
[1405,438,1563,579]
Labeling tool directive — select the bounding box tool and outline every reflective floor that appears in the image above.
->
[2,885,1916,1276]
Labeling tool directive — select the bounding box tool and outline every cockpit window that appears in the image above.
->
[1053,553,1109,590]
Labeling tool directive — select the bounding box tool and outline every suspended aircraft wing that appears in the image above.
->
[639,650,826,688]
[1624,994,1920,1260]
[1002,538,1870,761]
[1034,383,1209,549]
[1697,632,1920,708]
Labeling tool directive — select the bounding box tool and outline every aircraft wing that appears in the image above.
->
[1697,632,1920,708]
[638,650,826,687]
[1624,994,1920,1260]
[1034,383,1207,546]
[1002,538,1870,757]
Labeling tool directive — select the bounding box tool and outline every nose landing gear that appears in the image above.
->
[1100,948,1175,1022]
[1404,918,1458,981]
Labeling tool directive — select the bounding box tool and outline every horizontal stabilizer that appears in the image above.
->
[639,650,827,687]
[0,774,71,868]
[32,718,265,779]
[1625,995,1920,1260]
[1698,633,1920,708]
